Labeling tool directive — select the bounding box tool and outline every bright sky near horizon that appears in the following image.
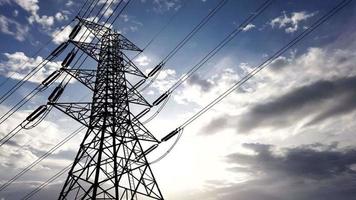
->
[0,0,356,199]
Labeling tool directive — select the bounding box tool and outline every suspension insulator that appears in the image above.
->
[133,79,146,90]
[136,108,150,119]
[48,86,64,102]
[61,51,76,68]
[137,144,158,160]
[144,144,158,155]
[50,42,68,57]
[161,128,180,142]
[148,63,164,77]
[69,24,82,40]
[41,70,61,87]
[152,92,169,106]
[26,105,47,122]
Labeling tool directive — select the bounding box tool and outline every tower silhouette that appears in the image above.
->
[53,18,164,200]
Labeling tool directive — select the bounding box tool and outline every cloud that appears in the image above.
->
[148,68,178,92]
[187,74,213,92]
[237,76,356,132]
[51,17,100,45]
[186,143,356,200]
[152,0,182,13]
[241,23,255,32]
[200,115,229,135]
[0,15,29,41]
[51,25,73,44]
[270,11,316,33]
[9,0,55,28]
[54,12,68,21]
[174,67,238,106]
[198,46,356,135]
[0,52,61,83]
[1,0,70,29]
[0,0,10,5]
[134,55,151,67]
[228,143,356,179]
[97,0,121,18]
[13,10,19,17]
[65,0,74,7]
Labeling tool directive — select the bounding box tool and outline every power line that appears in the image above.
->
[0,0,124,148]
[0,0,138,193]
[142,0,188,52]
[140,0,272,123]
[180,0,352,129]
[162,0,228,63]
[0,0,93,90]
[140,0,228,91]
[21,163,72,200]
[0,126,85,192]
[0,0,123,126]
[0,0,98,104]
[168,0,273,92]
[148,0,353,165]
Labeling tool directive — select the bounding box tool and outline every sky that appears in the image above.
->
[0,0,356,199]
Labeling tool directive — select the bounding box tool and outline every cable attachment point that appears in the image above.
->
[26,105,48,122]
[48,85,65,103]
[137,144,159,160]
[41,70,62,88]
[148,62,165,77]
[135,108,151,119]
[69,23,82,40]
[152,92,169,106]
[61,49,77,69]
[161,127,182,142]
[50,42,69,57]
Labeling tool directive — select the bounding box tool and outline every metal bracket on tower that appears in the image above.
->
[62,68,97,91]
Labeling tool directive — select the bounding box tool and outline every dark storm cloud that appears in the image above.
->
[269,56,290,71]
[238,76,356,131]
[201,76,356,134]
[228,143,356,179]
[200,115,230,135]
[50,149,77,160]
[187,74,213,92]
[0,178,65,200]
[307,92,356,125]
[192,143,356,200]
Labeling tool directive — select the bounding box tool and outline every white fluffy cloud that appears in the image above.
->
[0,105,80,171]
[270,11,316,33]
[65,0,74,7]
[169,43,356,139]
[153,0,182,13]
[5,0,67,28]
[0,15,29,41]
[12,0,54,28]
[135,55,151,67]
[55,12,68,21]
[146,68,178,92]
[241,23,255,32]
[0,52,61,83]
[51,25,73,44]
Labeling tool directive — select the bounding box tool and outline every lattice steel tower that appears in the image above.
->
[54,18,164,200]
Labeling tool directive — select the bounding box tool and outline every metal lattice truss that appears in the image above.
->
[59,68,150,106]
[52,102,157,142]
[58,129,162,200]
[76,17,142,53]
[55,19,164,200]
[63,69,97,91]
[69,41,146,78]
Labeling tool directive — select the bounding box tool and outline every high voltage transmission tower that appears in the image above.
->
[51,18,164,199]
[0,0,351,199]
